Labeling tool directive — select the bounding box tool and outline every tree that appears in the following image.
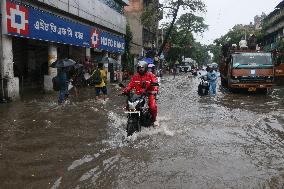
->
[176,13,208,34]
[190,42,210,65]
[164,13,208,65]
[210,25,263,64]
[124,23,133,53]
[140,1,161,33]
[157,0,205,56]
[122,23,134,73]
[207,43,222,64]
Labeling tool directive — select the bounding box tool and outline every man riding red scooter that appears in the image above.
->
[122,60,159,125]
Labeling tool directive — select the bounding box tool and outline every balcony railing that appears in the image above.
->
[266,9,284,27]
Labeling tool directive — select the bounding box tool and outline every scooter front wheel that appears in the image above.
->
[127,115,140,136]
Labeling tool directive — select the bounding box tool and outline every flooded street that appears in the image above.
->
[1,74,284,189]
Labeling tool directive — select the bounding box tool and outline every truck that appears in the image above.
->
[177,61,191,72]
[219,49,274,92]
[177,58,197,72]
[272,50,284,84]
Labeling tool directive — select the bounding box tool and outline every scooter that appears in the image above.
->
[119,82,159,136]
[198,74,209,96]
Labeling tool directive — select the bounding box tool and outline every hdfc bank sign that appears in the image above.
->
[101,37,124,49]
[6,1,29,35]
[99,31,125,53]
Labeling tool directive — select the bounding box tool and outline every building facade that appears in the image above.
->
[124,0,161,57]
[262,1,284,50]
[0,0,127,101]
[262,1,284,80]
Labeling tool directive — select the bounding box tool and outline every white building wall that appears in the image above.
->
[34,0,126,34]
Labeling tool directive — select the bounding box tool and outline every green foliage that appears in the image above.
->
[122,23,134,73]
[157,0,206,55]
[125,23,133,52]
[210,25,265,64]
[140,1,160,32]
[213,25,263,46]
[190,42,210,65]
[176,13,208,34]
[207,44,222,64]
[165,12,208,65]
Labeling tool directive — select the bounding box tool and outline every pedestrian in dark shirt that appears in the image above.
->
[57,67,69,104]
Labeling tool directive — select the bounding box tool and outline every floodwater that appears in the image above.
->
[1,74,284,189]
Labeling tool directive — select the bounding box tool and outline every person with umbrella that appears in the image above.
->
[69,63,84,97]
[57,67,69,104]
[51,58,76,104]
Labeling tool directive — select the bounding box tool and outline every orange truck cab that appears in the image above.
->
[220,50,274,92]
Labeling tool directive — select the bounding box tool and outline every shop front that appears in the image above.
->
[1,0,125,100]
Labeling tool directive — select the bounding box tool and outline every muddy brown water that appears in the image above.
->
[0,74,284,189]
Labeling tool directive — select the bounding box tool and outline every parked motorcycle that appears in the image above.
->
[198,73,209,96]
[119,82,159,136]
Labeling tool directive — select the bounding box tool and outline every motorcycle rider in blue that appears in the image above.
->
[207,66,217,95]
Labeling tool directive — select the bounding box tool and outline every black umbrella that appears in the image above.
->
[50,58,76,68]
[65,63,84,73]
[73,63,84,69]
[99,57,118,64]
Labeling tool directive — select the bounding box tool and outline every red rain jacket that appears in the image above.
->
[123,72,158,94]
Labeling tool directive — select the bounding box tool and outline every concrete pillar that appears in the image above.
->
[1,0,19,100]
[44,44,57,92]
[117,54,122,82]
[86,48,91,60]
[104,52,110,82]
[134,56,138,73]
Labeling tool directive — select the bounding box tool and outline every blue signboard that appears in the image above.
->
[100,31,125,53]
[29,9,91,47]
[5,0,125,53]
[90,28,125,53]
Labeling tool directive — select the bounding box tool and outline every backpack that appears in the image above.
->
[52,76,60,91]
[90,69,102,85]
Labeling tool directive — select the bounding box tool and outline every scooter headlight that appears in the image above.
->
[128,100,139,110]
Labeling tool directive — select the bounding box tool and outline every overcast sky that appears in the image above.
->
[195,0,282,45]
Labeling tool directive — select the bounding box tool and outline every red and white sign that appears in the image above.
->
[90,29,100,48]
[6,0,29,35]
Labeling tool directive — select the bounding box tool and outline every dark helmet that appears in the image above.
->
[137,61,148,75]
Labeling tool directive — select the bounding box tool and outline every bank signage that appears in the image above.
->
[4,0,125,53]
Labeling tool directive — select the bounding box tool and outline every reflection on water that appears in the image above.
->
[1,76,284,189]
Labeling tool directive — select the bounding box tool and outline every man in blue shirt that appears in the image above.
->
[207,66,217,95]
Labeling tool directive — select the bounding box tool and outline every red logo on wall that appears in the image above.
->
[90,29,100,48]
[6,1,29,35]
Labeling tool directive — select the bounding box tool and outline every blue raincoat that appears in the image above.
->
[207,70,217,95]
